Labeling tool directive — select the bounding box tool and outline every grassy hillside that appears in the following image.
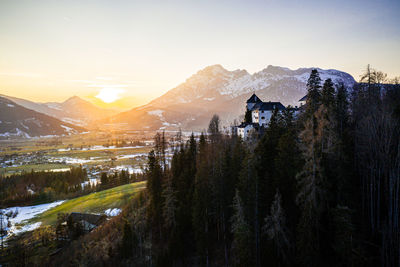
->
[30,181,146,225]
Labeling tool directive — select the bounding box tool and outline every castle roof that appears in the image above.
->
[246,93,262,103]
[299,95,307,101]
[253,101,286,111]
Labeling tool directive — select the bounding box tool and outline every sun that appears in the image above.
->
[95,88,124,103]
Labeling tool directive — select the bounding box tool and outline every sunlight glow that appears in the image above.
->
[95,88,124,103]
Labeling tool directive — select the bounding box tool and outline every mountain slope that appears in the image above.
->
[1,95,117,126]
[0,97,86,139]
[106,65,356,130]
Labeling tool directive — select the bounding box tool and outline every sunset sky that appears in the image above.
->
[0,0,399,109]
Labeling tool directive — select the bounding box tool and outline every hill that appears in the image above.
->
[1,95,117,126]
[0,96,86,139]
[29,181,146,225]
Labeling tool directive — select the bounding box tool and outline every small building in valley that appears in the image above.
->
[67,212,107,233]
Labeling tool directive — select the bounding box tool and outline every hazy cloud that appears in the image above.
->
[87,84,128,88]
[0,72,43,78]
[95,77,113,81]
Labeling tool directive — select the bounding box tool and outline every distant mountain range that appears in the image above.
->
[1,95,117,126]
[1,65,357,135]
[0,96,86,139]
[103,65,356,130]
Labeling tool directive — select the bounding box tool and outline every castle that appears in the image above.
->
[236,93,286,140]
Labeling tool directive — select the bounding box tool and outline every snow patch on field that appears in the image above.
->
[104,208,122,216]
[81,178,99,189]
[117,153,147,159]
[0,200,64,239]
[14,222,42,235]
[48,156,94,164]
[57,145,144,152]
[111,165,143,174]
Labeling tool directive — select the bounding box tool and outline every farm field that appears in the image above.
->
[0,131,153,176]
[1,181,146,244]
[0,163,71,175]
[29,181,146,226]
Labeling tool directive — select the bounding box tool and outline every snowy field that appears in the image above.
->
[104,208,122,216]
[0,200,64,240]
[111,165,144,174]
[57,145,144,152]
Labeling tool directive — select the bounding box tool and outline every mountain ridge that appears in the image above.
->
[1,95,118,126]
[103,65,356,130]
[0,96,86,139]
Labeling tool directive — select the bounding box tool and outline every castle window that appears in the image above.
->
[261,117,265,120]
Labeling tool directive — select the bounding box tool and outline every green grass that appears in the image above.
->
[47,146,151,158]
[29,181,146,226]
[0,163,71,175]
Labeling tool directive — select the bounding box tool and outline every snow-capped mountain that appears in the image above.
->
[1,95,117,126]
[149,64,355,107]
[104,65,356,131]
[0,97,86,139]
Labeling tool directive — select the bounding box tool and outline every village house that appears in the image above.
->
[67,212,107,233]
[236,93,286,140]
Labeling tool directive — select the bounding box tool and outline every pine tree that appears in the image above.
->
[321,78,335,109]
[334,83,348,139]
[255,108,284,221]
[192,132,212,265]
[121,221,135,258]
[162,175,177,229]
[263,190,291,265]
[305,69,322,117]
[146,150,164,240]
[237,154,259,266]
[331,205,354,266]
[208,114,221,143]
[100,172,109,188]
[296,115,326,266]
[274,109,299,226]
[231,190,252,267]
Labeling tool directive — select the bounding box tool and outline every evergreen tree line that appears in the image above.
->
[100,170,144,190]
[139,67,400,266]
[0,166,88,206]
[0,167,145,207]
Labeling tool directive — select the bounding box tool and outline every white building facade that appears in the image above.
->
[236,123,256,140]
[235,93,287,139]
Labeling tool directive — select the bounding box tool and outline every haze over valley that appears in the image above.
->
[1,64,356,137]
[1,0,399,266]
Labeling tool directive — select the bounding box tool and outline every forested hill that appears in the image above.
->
[45,68,400,267]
